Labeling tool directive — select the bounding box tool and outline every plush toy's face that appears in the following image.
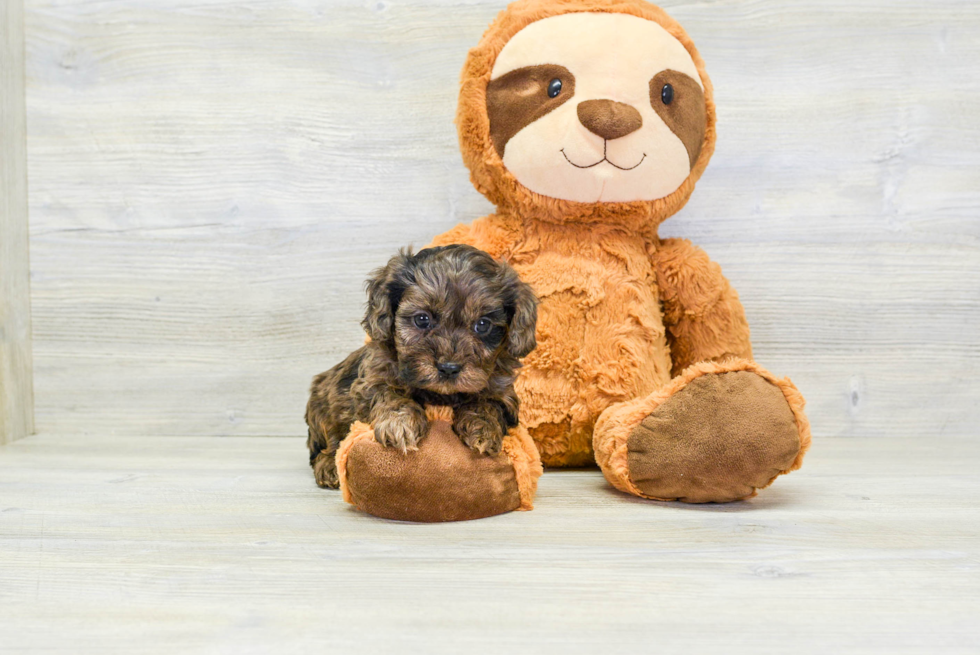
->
[487,12,706,204]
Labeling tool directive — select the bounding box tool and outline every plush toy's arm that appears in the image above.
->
[652,238,753,377]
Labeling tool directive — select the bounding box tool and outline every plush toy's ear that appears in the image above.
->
[500,264,538,359]
[362,250,415,349]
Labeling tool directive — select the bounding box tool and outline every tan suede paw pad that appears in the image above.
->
[627,371,802,503]
[336,407,542,522]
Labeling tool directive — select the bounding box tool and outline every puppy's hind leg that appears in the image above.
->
[306,403,341,489]
[306,349,367,489]
[310,439,340,489]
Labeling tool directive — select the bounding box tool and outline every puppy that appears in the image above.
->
[305,244,538,489]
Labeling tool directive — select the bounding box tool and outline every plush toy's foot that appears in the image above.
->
[335,406,542,522]
[593,359,811,503]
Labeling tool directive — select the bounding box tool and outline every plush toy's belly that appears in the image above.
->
[510,241,673,467]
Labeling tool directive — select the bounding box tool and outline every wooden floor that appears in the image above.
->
[1,435,978,654]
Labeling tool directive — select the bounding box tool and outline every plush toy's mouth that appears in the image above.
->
[560,144,646,171]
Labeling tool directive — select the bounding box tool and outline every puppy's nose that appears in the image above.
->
[436,362,462,377]
[577,99,643,140]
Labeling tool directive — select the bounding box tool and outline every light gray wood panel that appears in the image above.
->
[26,235,980,438]
[1,435,979,653]
[1,0,34,445]
[23,1,980,437]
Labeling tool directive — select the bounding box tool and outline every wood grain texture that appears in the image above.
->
[22,0,980,437]
[1,434,979,653]
[1,0,34,445]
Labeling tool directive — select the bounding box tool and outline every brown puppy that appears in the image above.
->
[305,244,538,488]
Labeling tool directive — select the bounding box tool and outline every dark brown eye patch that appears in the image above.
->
[649,70,706,168]
[486,64,576,158]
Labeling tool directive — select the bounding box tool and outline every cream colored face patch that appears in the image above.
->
[488,12,706,203]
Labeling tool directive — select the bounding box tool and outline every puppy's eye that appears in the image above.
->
[661,83,674,105]
[547,78,562,98]
[474,317,492,335]
[413,313,431,329]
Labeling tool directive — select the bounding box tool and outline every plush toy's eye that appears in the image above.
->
[547,78,563,98]
[661,83,674,105]
[413,313,432,329]
[474,317,492,335]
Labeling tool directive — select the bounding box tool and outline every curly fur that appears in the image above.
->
[306,245,538,488]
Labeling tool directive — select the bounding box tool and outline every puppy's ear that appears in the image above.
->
[362,249,415,348]
[500,264,538,359]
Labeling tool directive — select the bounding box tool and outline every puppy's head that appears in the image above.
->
[363,245,537,394]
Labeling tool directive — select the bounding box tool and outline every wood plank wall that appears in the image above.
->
[22,0,980,439]
[1,0,34,445]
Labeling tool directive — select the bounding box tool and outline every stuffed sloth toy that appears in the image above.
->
[335,0,811,521]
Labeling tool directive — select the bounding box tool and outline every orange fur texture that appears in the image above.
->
[426,0,810,496]
[336,0,809,516]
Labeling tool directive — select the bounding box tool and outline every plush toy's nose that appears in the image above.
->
[577,99,643,140]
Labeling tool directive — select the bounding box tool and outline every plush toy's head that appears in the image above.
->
[457,0,716,228]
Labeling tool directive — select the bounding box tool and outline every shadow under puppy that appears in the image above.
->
[306,244,538,488]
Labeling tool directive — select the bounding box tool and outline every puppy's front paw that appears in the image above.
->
[454,410,505,457]
[373,406,427,453]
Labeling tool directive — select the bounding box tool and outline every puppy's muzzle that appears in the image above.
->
[436,362,463,379]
